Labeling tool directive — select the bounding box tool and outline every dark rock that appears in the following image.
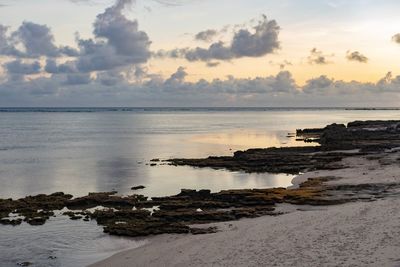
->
[17,262,32,266]
[104,220,190,237]
[26,216,47,225]
[131,185,146,190]
[66,192,147,210]
[0,218,22,225]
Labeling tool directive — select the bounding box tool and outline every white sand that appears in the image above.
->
[91,153,400,267]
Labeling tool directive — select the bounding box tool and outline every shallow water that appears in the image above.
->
[0,108,399,266]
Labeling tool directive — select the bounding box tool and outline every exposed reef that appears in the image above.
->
[1,177,398,236]
[168,120,400,173]
[1,120,400,237]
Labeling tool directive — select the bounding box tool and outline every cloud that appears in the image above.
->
[194,29,218,42]
[165,66,187,85]
[64,73,92,85]
[269,60,292,70]
[5,60,41,74]
[346,51,368,63]
[0,22,78,58]
[2,65,400,107]
[96,70,124,86]
[308,48,333,65]
[392,33,400,44]
[206,61,220,67]
[12,22,60,57]
[165,15,280,63]
[75,0,151,72]
[1,0,400,107]
[45,59,77,74]
[0,0,149,75]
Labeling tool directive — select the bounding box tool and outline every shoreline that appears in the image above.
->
[91,151,400,266]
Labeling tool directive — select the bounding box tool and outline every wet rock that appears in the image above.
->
[26,216,47,225]
[168,146,355,174]
[0,218,22,226]
[131,185,146,190]
[104,220,190,237]
[17,262,32,266]
[63,212,84,220]
[66,192,147,210]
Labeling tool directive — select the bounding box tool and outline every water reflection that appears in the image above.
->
[191,130,308,150]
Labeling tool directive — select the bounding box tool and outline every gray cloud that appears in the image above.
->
[165,66,187,85]
[269,60,292,70]
[194,29,218,42]
[392,33,400,44]
[302,75,334,93]
[0,22,78,58]
[96,71,124,86]
[206,61,220,67]
[346,51,368,63]
[2,66,400,107]
[0,0,148,75]
[5,60,41,74]
[64,73,92,85]
[165,15,280,64]
[75,0,151,72]
[45,59,77,74]
[308,48,333,65]
[12,22,59,57]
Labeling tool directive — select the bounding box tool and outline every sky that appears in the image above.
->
[0,0,400,107]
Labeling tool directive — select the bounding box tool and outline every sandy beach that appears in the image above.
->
[91,153,400,267]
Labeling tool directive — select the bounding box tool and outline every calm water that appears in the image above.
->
[1,108,399,266]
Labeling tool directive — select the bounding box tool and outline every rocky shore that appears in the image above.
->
[168,120,400,173]
[1,120,400,243]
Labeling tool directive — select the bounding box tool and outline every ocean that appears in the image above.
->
[0,108,399,266]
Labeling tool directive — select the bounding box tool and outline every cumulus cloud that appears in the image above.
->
[308,48,333,65]
[165,66,187,85]
[45,59,77,74]
[2,65,400,107]
[194,29,218,42]
[346,51,368,63]
[65,73,92,85]
[165,15,280,64]
[75,0,151,72]
[392,33,400,44]
[12,22,60,57]
[5,60,41,74]
[0,22,78,58]
[0,0,150,78]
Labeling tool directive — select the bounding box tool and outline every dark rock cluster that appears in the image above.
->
[2,176,395,237]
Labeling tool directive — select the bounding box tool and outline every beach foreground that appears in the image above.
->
[92,152,400,267]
